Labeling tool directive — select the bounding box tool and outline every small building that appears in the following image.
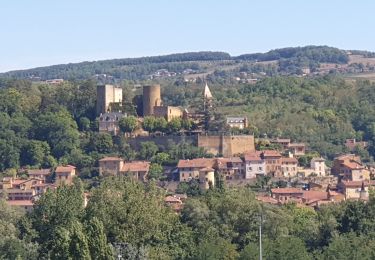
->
[120,161,150,182]
[26,169,51,181]
[154,106,183,122]
[271,138,291,149]
[164,195,183,213]
[288,143,306,156]
[332,154,369,181]
[177,158,216,182]
[310,157,326,177]
[5,189,36,201]
[226,116,248,129]
[98,157,124,176]
[216,157,244,180]
[262,150,282,176]
[338,180,375,200]
[244,152,266,179]
[99,112,126,135]
[6,200,34,212]
[281,157,298,177]
[55,165,76,185]
[270,188,304,203]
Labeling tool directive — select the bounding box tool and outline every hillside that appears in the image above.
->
[2,46,375,82]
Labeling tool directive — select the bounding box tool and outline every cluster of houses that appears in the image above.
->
[2,142,374,213]
[0,166,77,212]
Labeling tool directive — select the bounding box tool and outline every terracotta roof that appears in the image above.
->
[340,180,375,188]
[7,200,34,206]
[271,188,303,194]
[55,165,76,173]
[275,138,291,143]
[244,151,263,161]
[262,150,282,158]
[177,158,215,168]
[164,196,182,203]
[27,169,51,175]
[121,161,150,172]
[282,157,298,164]
[99,156,123,162]
[302,191,328,201]
[341,161,365,170]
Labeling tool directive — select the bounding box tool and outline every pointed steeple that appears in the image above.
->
[203,82,213,99]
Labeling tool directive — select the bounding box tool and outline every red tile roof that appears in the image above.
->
[177,158,215,168]
[282,157,298,164]
[121,161,150,172]
[302,191,328,201]
[55,165,76,173]
[244,151,263,161]
[262,150,282,158]
[341,161,365,170]
[164,196,182,203]
[27,169,51,176]
[340,180,375,188]
[271,188,303,194]
[7,200,34,206]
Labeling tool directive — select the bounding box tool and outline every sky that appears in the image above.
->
[1,0,374,72]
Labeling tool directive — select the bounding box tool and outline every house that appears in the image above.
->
[270,188,304,203]
[244,152,266,179]
[216,157,244,180]
[288,143,306,156]
[32,183,57,195]
[310,157,326,177]
[331,154,369,181]
[98,157,124,176]
[271,138,291,149]
[99,112,126,135]
[6,200,34,212]
[119,161,150,182]
[337,180,375,200]
[177,158,216,182]
[55,165,76,185]
[281,157,298,177]
[262,150,282,176]
[26,169,51,181]
[226,116,248,129]
[5,189,36,201]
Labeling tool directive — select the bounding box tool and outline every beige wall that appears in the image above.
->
[154,106,183,122]
[198,135,255,157]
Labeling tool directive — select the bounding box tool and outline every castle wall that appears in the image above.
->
[197,135,255,157]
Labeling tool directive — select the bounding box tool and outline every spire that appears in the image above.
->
[203,82,213,99]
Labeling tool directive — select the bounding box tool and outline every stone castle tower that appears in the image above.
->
[96,84,123,115]
[142,84,161,116]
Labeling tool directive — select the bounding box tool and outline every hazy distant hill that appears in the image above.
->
[1,46,375,81]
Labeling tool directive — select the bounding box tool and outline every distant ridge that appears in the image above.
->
[1,46,374,81]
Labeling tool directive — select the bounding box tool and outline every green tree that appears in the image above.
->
[21,140,51,167]
[143,116,156,133]
[139,141,159,160]
[148,163,164,180]
[167,118,182,133]
[85,217,114,260]
[119,116,138,134]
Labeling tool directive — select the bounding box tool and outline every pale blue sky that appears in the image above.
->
[1,0,374,72]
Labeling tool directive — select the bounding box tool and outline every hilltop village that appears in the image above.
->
[1,82,374,213]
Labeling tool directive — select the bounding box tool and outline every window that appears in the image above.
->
[249,167,252,171]
[259,167,262,171]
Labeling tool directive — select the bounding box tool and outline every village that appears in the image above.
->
[1,83,374,214]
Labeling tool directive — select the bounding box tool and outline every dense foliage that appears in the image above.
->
[3,178,375,259]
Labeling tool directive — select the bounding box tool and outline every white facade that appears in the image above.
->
[245,160,266,179]
[311,158,326,176]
